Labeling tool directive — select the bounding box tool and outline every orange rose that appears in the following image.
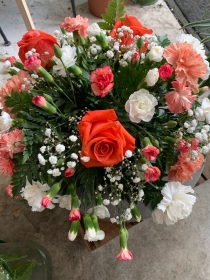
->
[78,109,135,167]
[110,15,153,47]
[17,30,59,68]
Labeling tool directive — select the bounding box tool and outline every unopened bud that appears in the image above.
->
[167,120,177,128]
[96,32,108,50]
[37,66,54,83]
[53,44,63,59]
[137,37,144,50]
[68,65,82,76]
[131,205,141,222]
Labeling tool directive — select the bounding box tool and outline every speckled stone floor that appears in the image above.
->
[1,1,210,280]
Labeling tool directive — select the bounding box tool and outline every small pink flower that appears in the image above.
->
[176,139,189,153]
[41,195,52,208]
[69,208,81,221]
[132,52,140,64]
[116,248,133,261]
[64,168,75,178]
[191,138,200,150]
[24,55,41,71]
[60,15,89,38]
[6,56,16,66]
[90,66,114,98]
[142,145,160,161]
[5,184,14,197]
[165,80,196,114]
[32,96,47,108]
[158,64,174,81]
[144,166,161,182]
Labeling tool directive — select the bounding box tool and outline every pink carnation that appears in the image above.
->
[158,64,174,81]
[90,66,114,98]
[32,96,47,108]
[41,195,52,208]
[0,157,14,176]
[24,55,41,71]
[5,184,14,197]
[60,15,88,38]
[144,166,161,182]
[64,168,75,178]
[176,139,189,153]
[165,80,196,114]
[69,208,81,222]
[191,138,200,150]
[6,56,16,66]
[116,248,133,261]
[163,42,207,93]
[142,145,160,161]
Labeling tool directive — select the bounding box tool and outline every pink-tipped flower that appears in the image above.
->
[142,145,160,161]
[64,168,75,178]
[69,208,81,221]
[32,96,57,114]
[191,138,200,150]
[6,56,16,66]
[116,248,133,261]
[5,184,14,197]
[132,52,140,64]
[158,64,174,81]
[176,139,189,153]
[144,166,161,182]
[24,55,41,71]
[41,195,52,208]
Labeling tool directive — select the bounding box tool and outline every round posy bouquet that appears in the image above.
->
[1,0,210,260]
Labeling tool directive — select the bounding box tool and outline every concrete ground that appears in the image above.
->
[0,1,210,279]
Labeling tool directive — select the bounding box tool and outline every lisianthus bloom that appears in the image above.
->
[60,15,89,38]
[0,129,25,158]
[90,66,114,98]
[78,109,135,167]
[18,30,59,68]
[125,89,158,123]
[158,64,174,81]
[165,81,196,114]
[176,139,189,153]
[152,181,196,225]
[24,55,41,71]
[168,152,204,183]
[163,42,207,93]
[69,208,81,221]
[144,166,161,182]
[5,184,14,197]
[142,145,160,161]
[64,168,75,178]
[110,15,152,46]
[41,195,52,208]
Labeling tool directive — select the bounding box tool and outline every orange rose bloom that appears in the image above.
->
[17,30,59,68]
[78,109,135,167]
[110,15,153,47]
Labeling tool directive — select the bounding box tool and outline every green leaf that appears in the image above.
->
[183,19,210,28]
[157,35,171,47]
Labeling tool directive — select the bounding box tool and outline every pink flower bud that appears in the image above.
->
[144,166,161,182]
[142,145,160,161]
[69,208,81,221]
[6,56,16,66]
[41,195,52,208]
[24,55,41,71]
[176,139,189,153]
[64,168,75,178]
[32,96,47,108]
[116,248,133,261]
[158,64,174,81]
[5,184,14,197]
[191,138,200,150]
[132,52,140,64]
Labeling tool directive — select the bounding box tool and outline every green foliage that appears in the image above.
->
[143,185,163,209]
[98,0,125,30]
[157,35,171,47]
[4,91,32,114]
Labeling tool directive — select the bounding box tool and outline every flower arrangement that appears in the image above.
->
[1,0,210,261]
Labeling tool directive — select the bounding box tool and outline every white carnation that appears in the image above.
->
[145,68,159,86]
[86,23,101,37]
[87,205,110,219]
[148,46,164,62]
[0,111,12,132]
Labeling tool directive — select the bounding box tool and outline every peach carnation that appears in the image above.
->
[0,157,14,176]
[163,42,207,93]
[60,15,88,38]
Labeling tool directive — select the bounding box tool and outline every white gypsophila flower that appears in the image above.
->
[188,109,193,116]
[152,181,196,225]
[202,146,209,154]
[202,134,208,142]
[125,89,158,123]
[53,30,60,37]
[71,153,78,159]
[81,156,90,162]
[133,177,140,183]
[84,228,97,242]
[69,135,78,142]
[125,213,132,221]
[56,144,65,153]
[49,155,58,165]
[203,125,210,132]
[187,127,195,133]
[200,98,210,124]
[86,23,101,37]
[115,176,121,181]
[110,218,117,223]
[98,185,103,191]
[118,184,123,191]
[148,46,164,62]
[21,180,54,212]
[56,195,72,210]
[87,205,110,219]
[142,164,148,171]
[110,177,115,182]
[191,119,197,127]
[47,169,53,174]
[53,45,77,77]
[67,161,76,168]
[137,189,144,201]
[184,122,190,128]
[40,146,46,153]
[130,202,135,209]
[0,111,12,132]
[90,47,97,55]
[111,200,119,206]
[103,199,110,205]
[145,68,159,86]
[106,50,114,58]
[45,128,51,137]
[125,150,133,158]
[38,153,46,165]
[52,168,61,177]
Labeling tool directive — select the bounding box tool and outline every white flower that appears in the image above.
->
[0,111,12,132]
[118,184,123,190]
[68,231,77,241]
[67,161,76,168]
[191,119,197,127]
[87,205,110,219]
[47,169,53,174]
[55,144,65,153]
[133,177,140,183]
[103,199,110,205]
[52,168,61,177]
[98,185,103,191]
[188,109,193,116]
[195,132,202,141]
[21,181,54,212]
[45,128,51,137]
[111,199,119,206]
[115,175,121,181]
[110,177,115,182]
[110,218,117,223]
[145,68,159,86]
[200,98,210,124]
[1,60,11,74]
[137,189,144,201]
[53,45,77,77]
[69,135,78,142]
[106,50,114,58]
[202,146,209,154]
[96,230,105,240]
[125,89,158,123]
[184,122,190,128]
[71,153,78,159]
[148,46,164,62]
[142,164,148,171]
[38,153,46,165]
[49,156,58,165]
[125,150,133,158]
[152,181,196,225]
[86,23,101,37]
[57,195,72,210]
[81,156,90,162]
[40,146,46,153]
[84,228,97,242]
[203,125,210,132]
